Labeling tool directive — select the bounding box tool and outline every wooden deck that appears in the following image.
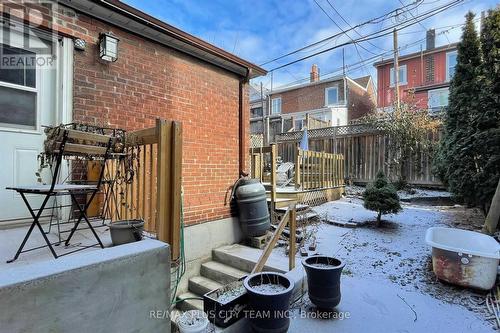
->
[263,183,344,207]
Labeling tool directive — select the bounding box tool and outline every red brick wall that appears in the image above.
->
[376,51,451,108]
[7,4,249,225]
[346,80,375,121]
[271,80,345,114]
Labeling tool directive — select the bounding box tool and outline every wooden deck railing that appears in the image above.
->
[102,119,182,260]
[295,149,344,190]
[249,144,345,191]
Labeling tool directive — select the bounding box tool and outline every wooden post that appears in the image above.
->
[321,152,326,188]
[295,147,301,189]
[154,119,183,260]
[170,121,182,260]
[483,179,500,235]
[393,28,400,109]
[289,205,296,270]
[156,119,171,250]
[252,206,292,274]
[270,143,277,224]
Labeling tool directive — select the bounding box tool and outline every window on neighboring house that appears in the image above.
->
[250,120,263,134]
[446,50,458,81]
[428,88,449,113]
[325,86,339,106]
[294,119,304,131]
[0,43,37,130]
[271,97,281,114]
[250,106,263,118]
[390,64,407,86]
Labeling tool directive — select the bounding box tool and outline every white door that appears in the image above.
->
[0,29,58,222]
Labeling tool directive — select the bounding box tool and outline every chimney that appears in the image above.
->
[310,64,320,83]
[426,29,436,50]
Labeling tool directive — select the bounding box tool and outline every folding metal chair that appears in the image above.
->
[6,127,114,263]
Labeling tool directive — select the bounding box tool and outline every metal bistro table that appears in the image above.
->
[5,127,115,263]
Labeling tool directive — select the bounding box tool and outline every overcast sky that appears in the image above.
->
[124,0,498,89]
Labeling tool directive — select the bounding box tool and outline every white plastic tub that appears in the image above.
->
[425,227,500,290]
[176,310,209,333]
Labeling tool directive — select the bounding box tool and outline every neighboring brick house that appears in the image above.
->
[249,84,268,136]
[0,0,265,227]
[374,30,458,113]
[262,64,375,142]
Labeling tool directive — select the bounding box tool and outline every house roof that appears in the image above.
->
[373,43,458,67]
[353,75,371,89]
[269,74,345,95]
[59,0,267,79]
[269,74,373,95]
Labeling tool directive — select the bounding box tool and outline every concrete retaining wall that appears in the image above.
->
[0,240,171,333]
[177,217,243,294]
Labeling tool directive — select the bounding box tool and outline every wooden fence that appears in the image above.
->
[100,119,182,259]
[277,124,442,187]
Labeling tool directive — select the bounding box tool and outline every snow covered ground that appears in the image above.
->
[282,195,494,332]
[345,184,453,202]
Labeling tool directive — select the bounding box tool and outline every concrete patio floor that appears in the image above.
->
[287,275,491,332]
[0,220,112,269]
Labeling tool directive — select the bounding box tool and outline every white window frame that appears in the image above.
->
[428,87,449,110]
[446,50,458,82]
[390,64,407,86]
[271,97,281,115]
[0,40,40,134]
[325,86,339,106]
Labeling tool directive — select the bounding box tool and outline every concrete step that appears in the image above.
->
[176,292,203,312]
[212,244,289,273]
[188,276,223,296]
[200,261,248,285]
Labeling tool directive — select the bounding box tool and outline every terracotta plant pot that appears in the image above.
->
[243,272,294,333]
[302,256,345,309]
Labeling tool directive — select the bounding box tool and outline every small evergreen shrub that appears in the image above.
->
[363,171,402,227]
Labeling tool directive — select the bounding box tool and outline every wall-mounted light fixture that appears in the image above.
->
[98,32,119,62]
[74,38,86,51]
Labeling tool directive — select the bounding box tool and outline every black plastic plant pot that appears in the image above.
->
[243,272,295,333]
[203,280,248,328]
[302,256,345,309]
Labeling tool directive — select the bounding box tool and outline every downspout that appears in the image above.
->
[239,69,251,177]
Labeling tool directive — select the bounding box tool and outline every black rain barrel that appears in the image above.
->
[235,179,270,237]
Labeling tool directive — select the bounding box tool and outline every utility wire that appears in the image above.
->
[314,0,379,56]
[312,0,372,77]
[272,23,463,90]
[259,0,425,66]
[325,0,393,53]
[267,0,463,72]
[399,0,428,30]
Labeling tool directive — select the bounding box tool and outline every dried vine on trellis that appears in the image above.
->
[361,97,441,188]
